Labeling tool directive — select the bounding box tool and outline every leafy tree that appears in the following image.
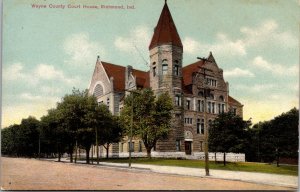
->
[1,117,40,157]
[98,116,122,159]
[120,89,173,158]
[19,116,40,157]
[56,89,87,163]
[209,112,251,165]
[40,108,66,160]
[254,108,299,165]
[1,125,19,156]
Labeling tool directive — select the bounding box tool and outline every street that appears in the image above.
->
[0,157,296,190]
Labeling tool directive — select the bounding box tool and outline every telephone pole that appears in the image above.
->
[197,56,213,176]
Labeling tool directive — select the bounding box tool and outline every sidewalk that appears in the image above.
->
[46,158,298,188]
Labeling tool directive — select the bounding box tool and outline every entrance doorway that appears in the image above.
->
[185,141,192,155]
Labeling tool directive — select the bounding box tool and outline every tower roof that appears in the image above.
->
[149,2,182,50]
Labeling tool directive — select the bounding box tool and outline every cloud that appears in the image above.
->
[34,64,78,84]
[3,62,78,86]
[224,67,254,78]
[114,25,151,53]
[63,33,105,66]
[3,63,38,85]
[236,84,276,93]
[241,19,297,48]
[3,63,25,80]
[20,93,42,101]
[114,25,152,67]
[183,34,246,57]
[252,56,298,76]
[183,19,296,58]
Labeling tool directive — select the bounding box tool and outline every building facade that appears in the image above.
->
[88,1,244,161]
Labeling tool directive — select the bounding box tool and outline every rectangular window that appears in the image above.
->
[200,119,204,134]
[120,143,124,152]
[233,108,237,115]
[153,67,156,77]
[162,64,168,75]
[197,119,200,134]
[186,100,191,110]
[128,142,134,152]
[184,118,193,125]
[219,103,225,114]
[212,102,215,114]
[206,78,217,87]
[175,95,181,106]
[208,102,211,113]
[138,141,142,152]
[176,140,180,151]
[174,65,179,76]
[197,119,205,134]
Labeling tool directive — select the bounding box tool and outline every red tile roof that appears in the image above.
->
[101,62,149,92]
[149,2,182,50]
[132,69,150,89]
[228,95,243,106]
[182,60,205,86]
[102,62,125,92]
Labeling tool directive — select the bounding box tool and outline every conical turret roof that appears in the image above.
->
[149,2,182,50]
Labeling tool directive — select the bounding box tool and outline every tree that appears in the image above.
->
[1,125,19,156]
[56,88,87,163]
[19,116,40,157]
[40,108,66,161]
[1,117,40,157]
[209,112,251,165]
[120,89,173,158]
[254,108,299,165]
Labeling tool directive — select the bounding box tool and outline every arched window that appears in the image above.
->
[219,95,224,102]
[93,84,103,97]
[162,59,168,75]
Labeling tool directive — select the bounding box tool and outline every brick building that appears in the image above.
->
[88,1,244,160]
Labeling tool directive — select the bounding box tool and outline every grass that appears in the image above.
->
[96,158,298,176]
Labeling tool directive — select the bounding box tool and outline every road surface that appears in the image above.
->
[0,157,296,190]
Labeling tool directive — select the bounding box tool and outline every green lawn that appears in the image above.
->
[96,158,298,176]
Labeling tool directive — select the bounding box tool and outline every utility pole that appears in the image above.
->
[125,89,140,168]
[129,95,133,168]
[197,56,213,176]
[38,135,41,159]
[96,126,99,165]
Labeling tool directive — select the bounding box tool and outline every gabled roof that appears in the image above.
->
[102,62,125,92]
[182,60,205,86]
[228,95,243,106]
[101,62,149,92]
[132,69,150,89]
[207,51,216,63]
[149,2,182,50]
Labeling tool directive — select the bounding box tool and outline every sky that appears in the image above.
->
[2,0,299,128]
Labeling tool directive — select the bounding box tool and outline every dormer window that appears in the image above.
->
[162,59,168,75]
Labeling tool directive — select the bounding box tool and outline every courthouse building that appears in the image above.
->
[88,1,244,160]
